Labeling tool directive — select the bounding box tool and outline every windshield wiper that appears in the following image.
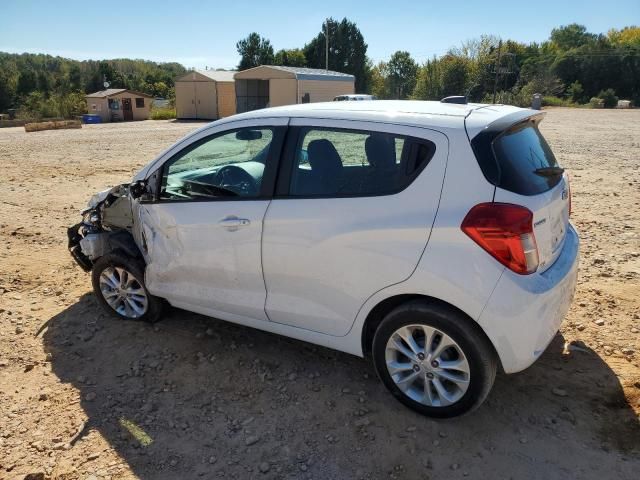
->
[533,166,565,177]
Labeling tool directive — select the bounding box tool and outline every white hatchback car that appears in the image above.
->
[68,100,579,417]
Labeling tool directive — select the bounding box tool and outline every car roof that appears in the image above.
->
[221,100,534,134]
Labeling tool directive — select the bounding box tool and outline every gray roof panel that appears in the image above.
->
[195,70,237,82]
[268,65,355,81]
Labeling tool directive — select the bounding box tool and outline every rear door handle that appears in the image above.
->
[218,215,250,231]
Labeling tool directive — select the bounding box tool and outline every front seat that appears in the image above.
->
[305,139,344,194]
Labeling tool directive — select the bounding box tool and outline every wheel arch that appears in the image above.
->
[360,293,502,371]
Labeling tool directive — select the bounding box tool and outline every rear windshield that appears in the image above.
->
[492,123,561,195]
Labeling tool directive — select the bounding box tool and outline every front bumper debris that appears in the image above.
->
[67,223,93,272]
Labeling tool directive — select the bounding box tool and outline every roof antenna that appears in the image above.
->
[441,96,467,104]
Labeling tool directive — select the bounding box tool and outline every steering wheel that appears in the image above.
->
[216,165,258,196]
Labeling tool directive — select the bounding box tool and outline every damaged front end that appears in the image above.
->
[67,183,141,272]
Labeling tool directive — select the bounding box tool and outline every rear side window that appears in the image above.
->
[288,128,435,197]
[492,123,561,195]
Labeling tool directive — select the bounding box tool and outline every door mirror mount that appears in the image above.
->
[129,179,149,200]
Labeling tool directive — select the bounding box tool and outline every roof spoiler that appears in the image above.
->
[441,96,467,104]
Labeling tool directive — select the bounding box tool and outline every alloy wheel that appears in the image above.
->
[385,324,470,407]
[98,266,148,319]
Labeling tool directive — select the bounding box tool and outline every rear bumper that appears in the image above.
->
[478,223,579,373]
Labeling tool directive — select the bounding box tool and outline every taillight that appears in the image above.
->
[461,203,539,275]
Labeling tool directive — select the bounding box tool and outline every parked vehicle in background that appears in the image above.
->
[67,100,578,418]
[333,94,377,101]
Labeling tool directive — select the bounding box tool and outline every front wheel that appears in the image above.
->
[91,252,163,323]
[372,300,497,418]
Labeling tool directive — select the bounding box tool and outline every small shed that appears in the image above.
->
[174,70,236,120]
[85,89,154,122]
[233,66,355,113]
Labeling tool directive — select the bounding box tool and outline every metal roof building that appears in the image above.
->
[174,70,237,120]
[233,66,355,113]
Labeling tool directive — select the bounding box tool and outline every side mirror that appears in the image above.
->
[129,179,148,199]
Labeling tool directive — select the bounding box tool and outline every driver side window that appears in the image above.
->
[160,127,274,200]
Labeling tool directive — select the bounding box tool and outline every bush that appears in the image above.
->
[150,107,176,120]
[481,90,530,107]
[18,91,86,120]
[589,97,604,108]
[542,96,573,107]
[567,81,584,103]
[597,88,618,108]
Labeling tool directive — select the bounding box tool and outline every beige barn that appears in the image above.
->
[85,89,154,122]
[234,66,355,113]
[174,70,236,120]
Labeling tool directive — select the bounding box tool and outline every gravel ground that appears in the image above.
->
[0,109,638,480]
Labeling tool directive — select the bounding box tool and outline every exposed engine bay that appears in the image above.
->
[67,184,140,271]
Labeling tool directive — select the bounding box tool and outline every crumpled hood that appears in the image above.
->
[86,188,112,209]
[82,184,129,213]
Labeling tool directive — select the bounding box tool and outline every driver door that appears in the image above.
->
[136,120,286,322]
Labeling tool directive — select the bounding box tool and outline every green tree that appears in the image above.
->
[17,69,37,96]
[37,71,52,93]
[368,61,389,98]
[0,58,18,110]
[550,24,597,50]
[386,51,417,99]
[236,33,275,70]
[566,80,584,103]
[439,55,472,97]
[68,64,83,91]
[274,49,306,67]
[412,57,442,100]
[303,18,369,92]
[608,26,640,46]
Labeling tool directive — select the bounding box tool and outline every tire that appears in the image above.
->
[91,252,163,323]
[372,300,497,418]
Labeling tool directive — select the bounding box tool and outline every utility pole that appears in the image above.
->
[492,39,503,104]
[325,19,329,71]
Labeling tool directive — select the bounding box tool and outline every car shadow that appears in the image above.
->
[42,293,640,479]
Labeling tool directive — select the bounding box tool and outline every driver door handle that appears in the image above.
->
[218,215,250,231]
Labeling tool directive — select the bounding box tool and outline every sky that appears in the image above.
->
[2,0,638,69]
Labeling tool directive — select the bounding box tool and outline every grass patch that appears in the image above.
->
[542,96,576,107]
[151,107,176,120]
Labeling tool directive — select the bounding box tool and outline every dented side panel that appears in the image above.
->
[136,201,271,322]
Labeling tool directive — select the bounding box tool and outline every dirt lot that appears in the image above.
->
[0,109,639,480]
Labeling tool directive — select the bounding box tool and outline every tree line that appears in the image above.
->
[1,21,638,119]
[237,21,640,107]
[0,53,186,118]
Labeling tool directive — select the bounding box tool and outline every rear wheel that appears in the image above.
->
[91,253,163,323]
[372,300,496,418]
